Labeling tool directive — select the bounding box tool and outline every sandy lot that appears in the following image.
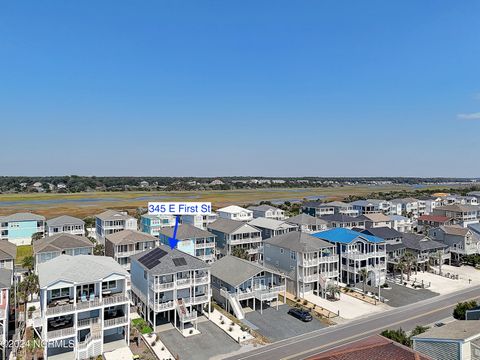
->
[403,265,480,295]
[304,292,391,320]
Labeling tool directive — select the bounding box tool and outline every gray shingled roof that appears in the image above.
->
[38,255,129,288]
[211,255,278,287]
[0,212,45,222]
[46,215,84,227]
[320,214,361,223]
[131,244,209,275]
[158,224,214,240]
[265,231,334,252]
[207,218,257,234]
[286,213,328,226]
[401,233,447,251]
[0,268,12,289]
[435,204,480,212]
[95,210,134,221]
[361,227,402,240]
[105,230,158,245]
[248,218,296,231]
[0,241,17,260]
[439,225,470,236]
[247,205,280,212]
[33,233,93,254]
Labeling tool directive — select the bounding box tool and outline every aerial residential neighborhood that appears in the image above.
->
[1,189,480,359]
[2,1,480,359]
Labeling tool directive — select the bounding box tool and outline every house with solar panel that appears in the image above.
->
[158,224,216,263]
[130,245,211,336]
[312,228,387,287]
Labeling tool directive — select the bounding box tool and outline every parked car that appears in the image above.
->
[288,308,312,322]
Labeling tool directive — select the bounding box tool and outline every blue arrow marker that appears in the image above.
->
[168,216,180,249]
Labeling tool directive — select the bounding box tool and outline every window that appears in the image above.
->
[144,270,147,280]
[102,280,117,290]
[290,251,296,260]
[280,248,284,254]
[51,287,70,299]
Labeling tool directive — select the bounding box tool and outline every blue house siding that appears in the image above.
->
[130,259,148,296]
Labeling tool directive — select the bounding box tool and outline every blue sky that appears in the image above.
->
[1,1,479,177]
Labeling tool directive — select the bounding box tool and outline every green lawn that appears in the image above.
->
[16,245,33,264]
[131,318,153,334]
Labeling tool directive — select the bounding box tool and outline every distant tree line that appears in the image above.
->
[0,176,478,194]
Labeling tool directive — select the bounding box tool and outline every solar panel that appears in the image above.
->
[138,248,168,269]
[172,257,187,267]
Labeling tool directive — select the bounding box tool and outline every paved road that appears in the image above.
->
[224,285,480,360]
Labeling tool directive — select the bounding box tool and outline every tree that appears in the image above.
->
[359,268,369,294]
[83,217,96,236]
[380,328,410,346]
[453,301,478,320]
[394,261,406,284]
[22,255,35,273]
[401,252,416,281]
[94,243,105,256]
[31,232,43,242]
[410,325,429,337]
[231,247,249,260]
[326,283,341,300]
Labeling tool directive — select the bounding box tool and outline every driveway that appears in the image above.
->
[382,281,439,307]
[244,304,326,342]
[159,321,241,360]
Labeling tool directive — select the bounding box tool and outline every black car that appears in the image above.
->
[288,308,313,322]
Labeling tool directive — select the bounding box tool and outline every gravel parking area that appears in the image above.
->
[159,321,241,360]
[244,304,326,342]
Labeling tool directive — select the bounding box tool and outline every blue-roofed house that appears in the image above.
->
[312,228,387,287]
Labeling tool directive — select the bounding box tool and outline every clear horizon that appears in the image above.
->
[1,1,479,177]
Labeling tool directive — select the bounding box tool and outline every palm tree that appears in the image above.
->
[231,247,249,260]
[326,283,341,300]
[22,255,34,273]
[359,268,368,294]
[401,252,416,281]
[394,261,406,284]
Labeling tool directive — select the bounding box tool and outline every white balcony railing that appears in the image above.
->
[194,275,209,284]
[179,309,197,322]
[77,317,99,328]
[299,274,319,282]
[150,281,175,292]
[47,327,75,340]
[149,300,175,312]
[229,237,262,245]
[104,316,128,328]
[176,278,191,287]
[46,303,75,316]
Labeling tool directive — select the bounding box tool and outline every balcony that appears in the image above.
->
[176,278,192,287]
[116,249,138,258]
[77,317,99,329]
[179,309,197,323]
[247,246,263,255]
[103,293,129,306]
[47,326,75,340]
[149,300,175,312]
[229,237,262,245]
[342,251,385,260]
[301,258,319,267]
[194,275,209,285]
[104,316,128,328]
[195,242,215,249]
[192,294,209,304]
[150,281,175,292]
[299,274,319,283]
[319,255,338,263]
[46,302,75,316]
